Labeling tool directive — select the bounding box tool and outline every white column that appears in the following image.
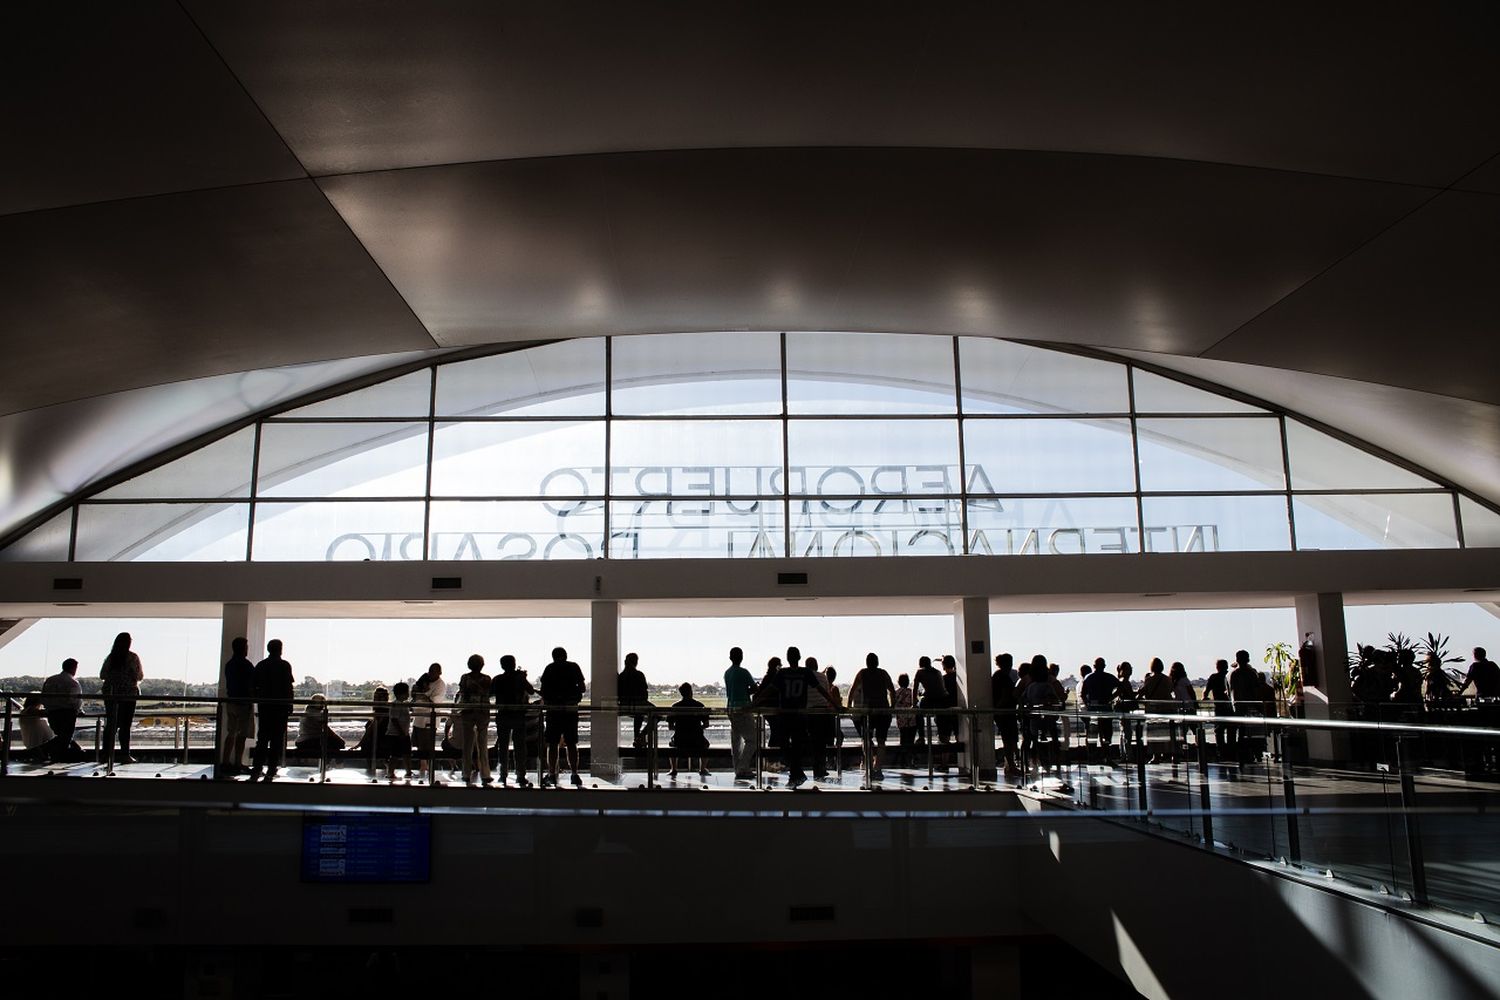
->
[953,596,996,781]
[1295,592,1351,762]
[219,603,266,697]
[591,600,621,780]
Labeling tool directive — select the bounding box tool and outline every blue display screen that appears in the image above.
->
[300,812,431,883]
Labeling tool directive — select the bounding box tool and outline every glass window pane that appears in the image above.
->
[252,501,426,561]
[791,497,960,557]
[610,420,783,497]
[436,340,604,417]
[963,418,1135,494]
[280,370,432,419]
[0,509,72,562]
[1136,418,1286,492]
[788,419,959,496]
[1140,496,1291,552]
[787,332,955,414]
[612,332,782,415]
[75,503,248,561]
[429,500,604,560]
[612,499,785,559]
[959,338,1128,414]
[1131,370,1263,414]
[98,427,256,499]
[431,422,603,498]
[1292,493,1458,550]
[966,497,1140,554]
[257,423,428,498]
[1285,421,1434,490]
[1460,496,1500,547]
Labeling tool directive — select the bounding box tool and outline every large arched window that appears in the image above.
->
[4,333,1497,562]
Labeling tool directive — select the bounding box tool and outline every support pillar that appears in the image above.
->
[219,603,266,697]
[953,597,996,781]
[219,603,265,770]
[1295,592,1352,763]
[591,600,621,780]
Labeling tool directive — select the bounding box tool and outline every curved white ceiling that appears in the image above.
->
[2,3,1497,535]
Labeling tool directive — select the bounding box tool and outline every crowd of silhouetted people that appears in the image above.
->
[5,631,1498,786]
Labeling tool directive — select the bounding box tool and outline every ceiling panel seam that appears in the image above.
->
[174,0,440,351]
[1197,144,1500,362]
[1191,192,1448,361]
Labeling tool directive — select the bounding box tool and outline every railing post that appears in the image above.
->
[1397,736,1429,905]
[862,707,873,791]
[754,708,764,790]
[535,703,544,789]
[925,712,934,781]
[2,696,11,776]
[646,706,656,790]
[320,705,329,784]
[1279,728,1301,863]
[1135,717,1148,813]
[1196,727,1213,846]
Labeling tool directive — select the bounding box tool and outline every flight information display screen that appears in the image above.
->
[300,812,431,883]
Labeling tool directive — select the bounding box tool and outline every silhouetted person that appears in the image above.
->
[411,670,440,783]
[753,656,785,756]
[250,639,294,782]
[992,653,1020,775]
[385,681,412,782]
[1229,650,1262,763]
[1140,658,1173,708]
[618,652,650,748]
[913,656,944,747]
[40,658,81,763]
[1021,654,1059,770]
[220,637,255,776]
[810,659,846,779]
[935,655,961,743]
[493,654,536,787]
[456,654,492,786]
[295,694,344,756]
[541,646,586,787]
[1169,661,1197,756]
[894,672,917,760]
[774,646,817,788]
[1113,662,1139,752]
[849,652,896,779]
[1424,653,1455,704]
[1203,658,1235,759]
[100,632,143,765]
[1080,655,1117,758]
[1460,647,1500,698]
[724,647,756,780]
[668,682,711,778]
[18,696,54,754]
[805,656,835,779]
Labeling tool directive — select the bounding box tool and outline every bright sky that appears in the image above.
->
[2,602,1494,689]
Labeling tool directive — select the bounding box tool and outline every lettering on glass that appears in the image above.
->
[323,463,1225,560]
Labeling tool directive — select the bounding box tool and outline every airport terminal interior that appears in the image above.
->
[3,4,1500,998]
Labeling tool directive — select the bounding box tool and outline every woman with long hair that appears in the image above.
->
[100,632,143,765]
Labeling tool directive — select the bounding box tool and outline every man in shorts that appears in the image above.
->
[540,646,586,786]
[848,652,895,780]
